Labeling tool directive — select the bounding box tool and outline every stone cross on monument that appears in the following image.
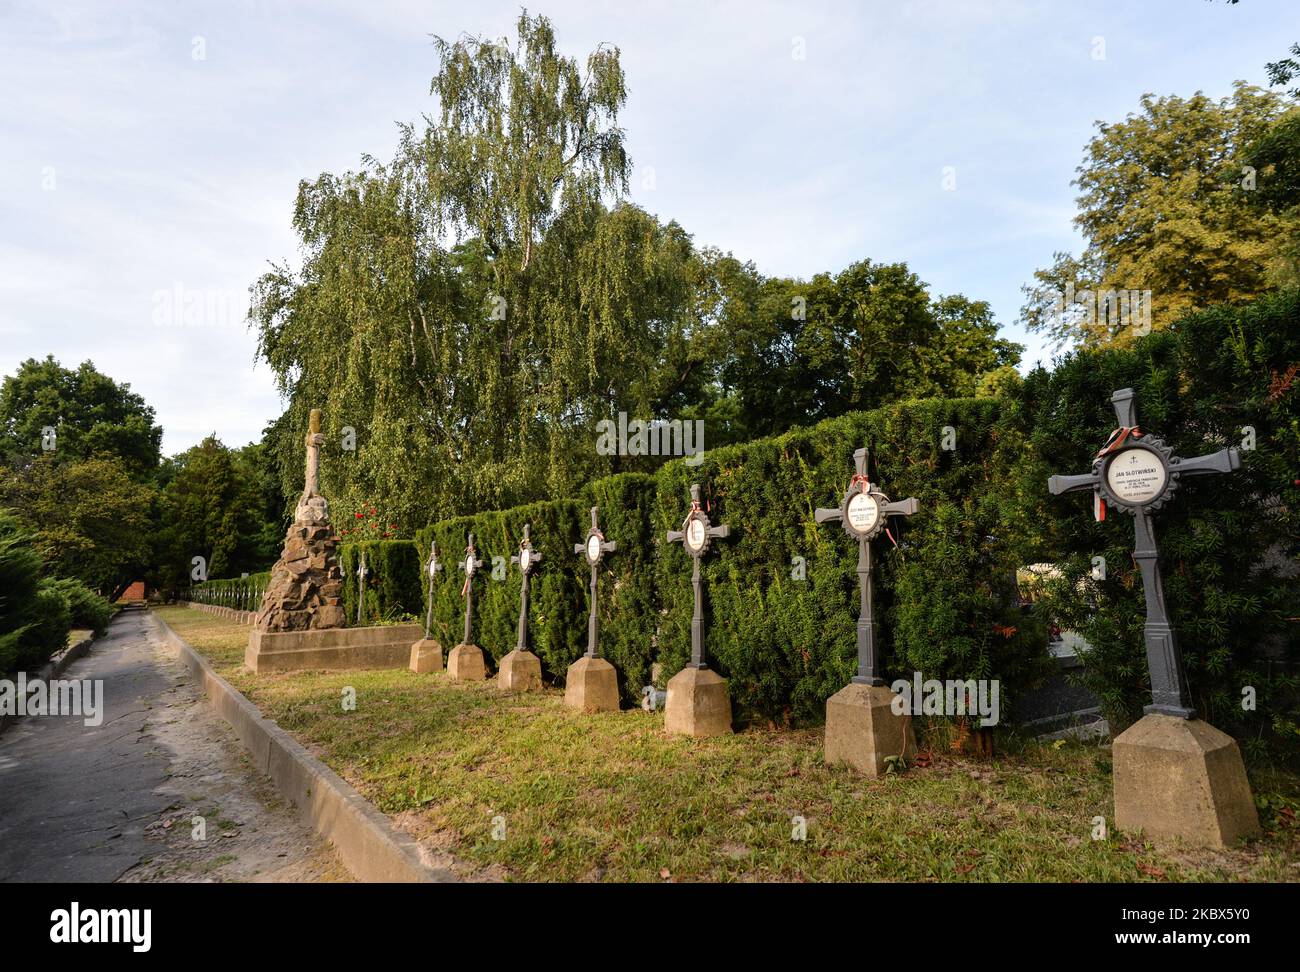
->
[664,483,733,737]
[296,408,330,524]
[1048,387,1258,848]
[816,447,920,776]
[499,524,544,693]
[447,533,487,681]
[409,541,445,674]
[355,550,369,627]
[565,506,620,712]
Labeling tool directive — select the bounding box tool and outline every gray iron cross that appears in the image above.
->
[814,447,919,686]
[510,524,543,653]
[666,483,731,669]
[1048,387,1241,719]
[355,550,369,626]
[575,505,617,659]
[423,541,442,639]
[459,533,484,646]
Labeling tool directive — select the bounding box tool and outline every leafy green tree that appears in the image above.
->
[1266,42,1300,98]
[253,13,708,526]
[0,356,162,478]
[0,457,154,600]
[155,435,279,592]
[1021,84,1296,347]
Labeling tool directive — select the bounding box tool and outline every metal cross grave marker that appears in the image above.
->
[459,533,484,646]
[355,550,369,626]
[575,505,617,659]
[510,524,543,653]
[1047,387,1241,719]
[814,447,919,686]
[422,541,442,639]
[666,483,731,669]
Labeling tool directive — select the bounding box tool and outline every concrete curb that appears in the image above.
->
[149,610,455,884]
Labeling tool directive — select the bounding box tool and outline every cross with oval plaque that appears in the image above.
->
[814,447,919,685]
[1047,387,1240,718]
[666,483,731,669]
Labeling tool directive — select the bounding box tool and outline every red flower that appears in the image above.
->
[354,512,363,519]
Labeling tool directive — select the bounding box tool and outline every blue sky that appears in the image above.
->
[0,0,1291,454]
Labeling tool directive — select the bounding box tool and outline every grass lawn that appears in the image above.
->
[155,605,1300,883]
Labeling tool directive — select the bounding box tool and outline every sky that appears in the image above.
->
[0,0,1292,455]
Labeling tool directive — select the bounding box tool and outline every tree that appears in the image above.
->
[0,356,162,478]
[708,259,1022,442]
[0,456,154,600]
[1266,42,1300,98]
[253,14,707,526]
[154,436,281,592]
[1021,84,1297,347]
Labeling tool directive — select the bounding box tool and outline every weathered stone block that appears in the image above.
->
[497,649,542,692]
[1113,713,1260,848]
[447,643,487,681]
[564,656,619,712]
[664,666,732,737]
[824,682,915,777]
[408,638,444,674]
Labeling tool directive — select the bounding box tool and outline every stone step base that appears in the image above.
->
[245,624,424,673]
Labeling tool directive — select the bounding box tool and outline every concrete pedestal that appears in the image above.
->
[564,656,620,712]
[245,624,423,674]
[497,649,543,692]
[664,666,732,737]
[447,643,487,681]
[408,638,444,674]
[1113,713,1260,848]
[824,682,915,777]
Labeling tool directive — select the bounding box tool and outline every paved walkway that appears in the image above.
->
[0,609,346,882]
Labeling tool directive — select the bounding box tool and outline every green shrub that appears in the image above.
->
[0,509,74,673]
[51,578,112,635]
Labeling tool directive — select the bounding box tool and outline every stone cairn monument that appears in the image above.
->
[245,408,420,673]
[254,408,345,632]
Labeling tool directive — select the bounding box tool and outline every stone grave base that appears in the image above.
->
[245,624,422,674]
[664,666,732,737]
[564,656,619,712]
[408,638,444,674]
[1113,713,1260,848]
[824,682,915,777]
[497,649,543,692]
[447,643,487,681]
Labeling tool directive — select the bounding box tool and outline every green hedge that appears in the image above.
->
[0,509,76,673]
[650,399,1051,727]
[415,499,587,680]
[339,540,421,624]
